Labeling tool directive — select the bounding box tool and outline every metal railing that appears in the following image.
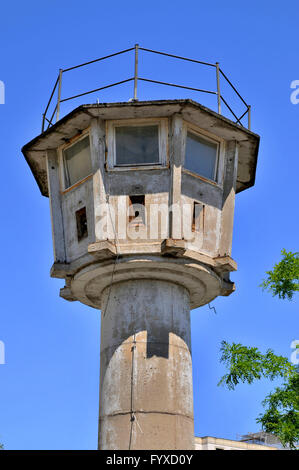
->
[41,45,252,132]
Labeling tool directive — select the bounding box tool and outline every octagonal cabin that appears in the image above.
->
[22,99,259,306]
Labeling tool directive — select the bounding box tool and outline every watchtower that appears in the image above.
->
[22,46,259,450]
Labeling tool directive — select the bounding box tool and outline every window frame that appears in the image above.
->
[183,122,225,186]
[106,118,168,171]
[59,129,93,192]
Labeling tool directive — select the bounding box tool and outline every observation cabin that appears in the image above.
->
[22,46,260,450]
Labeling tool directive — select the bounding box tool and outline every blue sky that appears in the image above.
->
[0,0,298,450]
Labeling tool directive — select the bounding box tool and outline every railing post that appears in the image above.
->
[133,44,139,100]
[42,113,45,133]
[216,62,221,114]
[248,105,251,130]
[56,69,63,122]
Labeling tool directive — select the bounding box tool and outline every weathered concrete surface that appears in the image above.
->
[70,254,226,310]
[98,279,194,450]
[44,113,243,272]
[21,99,259,451]
[41,103,246,287]
[22,99,260,197]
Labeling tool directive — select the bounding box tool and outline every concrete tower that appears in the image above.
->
[22,50,259,450]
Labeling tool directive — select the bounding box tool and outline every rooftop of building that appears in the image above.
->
[195,435,278,451]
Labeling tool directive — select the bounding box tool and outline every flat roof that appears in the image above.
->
[195,436,277,450]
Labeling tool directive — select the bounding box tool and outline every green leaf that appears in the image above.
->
[218,341,295,390]
[257,374,299,449]
[218,341,298,448]
[260,249,299,300]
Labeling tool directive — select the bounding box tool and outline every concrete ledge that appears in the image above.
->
[213,255,237,273]
[52,239,236,306]
[88,240,117,257]
[71,255,224,310]
[60,286,77,302]
[50,253,96,278]
[87,239,237,273]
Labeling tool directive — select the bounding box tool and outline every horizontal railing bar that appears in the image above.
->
[44,75,59,115]
[220,95,244,126]
[41,46,252,132]
[219,68,249,107]
[139,47,216,67]
[62,47,135,73]
[138,77,217,95]
[60,77,134,102]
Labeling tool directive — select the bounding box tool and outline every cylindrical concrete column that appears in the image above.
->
[98,279,194,450]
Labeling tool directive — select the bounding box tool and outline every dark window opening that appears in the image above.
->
[76,207,88,241]
[129,195,145,225]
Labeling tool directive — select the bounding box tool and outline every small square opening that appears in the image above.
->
[129,195,146,225]
[192,202,204,232]
[76,207,88,242]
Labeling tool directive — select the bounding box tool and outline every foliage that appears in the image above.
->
[257,373,299,449]
[261,249,299,300]
[218,341,295,390]
[218,250,299,447]
[218,341,298,448]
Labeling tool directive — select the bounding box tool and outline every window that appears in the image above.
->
[107,119,168,169]
[63,135,92,188]
[116,125,159,166]
[185,131,218,181]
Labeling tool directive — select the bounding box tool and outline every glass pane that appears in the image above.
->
[115,125,159,165]
[63,136,92,188]
[185,132,218,180]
